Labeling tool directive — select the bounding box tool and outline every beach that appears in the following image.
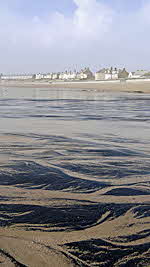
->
[1,79,150,93]
[0,87,149,266]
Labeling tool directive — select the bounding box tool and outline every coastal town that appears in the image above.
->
[0,67,150,82]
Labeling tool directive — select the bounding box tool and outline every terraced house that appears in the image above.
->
[95,67,119,81]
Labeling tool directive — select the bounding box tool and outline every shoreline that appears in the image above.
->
[0,79,150,93]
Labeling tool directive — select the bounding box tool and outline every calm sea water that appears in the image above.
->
[0,87,150,141]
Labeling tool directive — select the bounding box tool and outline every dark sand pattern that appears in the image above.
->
[63,239,150,266]
[104,187,150,196]
[0,248,27,267]
[0,88,150,266]
[0,202,140,231]
[0,161,107,193]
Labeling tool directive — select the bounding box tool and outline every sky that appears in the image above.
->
[0,0,150,74]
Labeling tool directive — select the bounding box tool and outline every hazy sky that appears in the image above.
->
[0,0,150,73]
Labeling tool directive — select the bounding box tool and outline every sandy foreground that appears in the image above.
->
[0,89,149,266]
[0,79,150,93]
[0,131,150,266]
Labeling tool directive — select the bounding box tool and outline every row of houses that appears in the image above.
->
[35,68,94,81]
[1,68,150,81]
[95,68,150,80]
[0,74,33,80]
[0,68,93,81]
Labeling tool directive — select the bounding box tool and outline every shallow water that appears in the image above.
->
[0,87,150,266]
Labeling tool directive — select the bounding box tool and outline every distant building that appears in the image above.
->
[143,72,150,78]
[59,71,69,80]
[111,67,119,80]
[1,74,33,80]
[58,70,77,80]
[35,73,44,80]
[62,71,68,80]
[69,71,77,80]
[95,67,119,81]
[52,73,59,80]
[95,68,106,80]
[76,72,81,80]
[128,72,135,79]
[43,73,53,79]
[35,73,60,80]
[78,68,94,80]
[118,68,129,79]
[128,70,148,79]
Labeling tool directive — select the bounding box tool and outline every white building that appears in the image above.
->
[128,70,148,79]
[78,68,93,80]
[111,68,119,80]
[1,74,33,80]
[95,68,119,81]
[68,71,77,80]
[128,72,135,79]
[43,73,52,79]
[51,73,59,80]
[35,73,44,80]
[62,72,69,80]
[79,71,88,80]
[58,71,77,80]
[59,72,64,80]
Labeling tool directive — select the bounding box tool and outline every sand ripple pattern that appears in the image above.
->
[0,89,150,266]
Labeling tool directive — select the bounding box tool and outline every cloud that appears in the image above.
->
[0,0,150,73]
[73,0,113,39]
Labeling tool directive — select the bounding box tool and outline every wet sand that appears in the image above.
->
[0,88,150,266]
[0,79,150,93]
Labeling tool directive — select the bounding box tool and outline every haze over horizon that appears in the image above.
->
[0,0,150,74]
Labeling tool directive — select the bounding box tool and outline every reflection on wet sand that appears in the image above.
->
[0,88,150,266]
